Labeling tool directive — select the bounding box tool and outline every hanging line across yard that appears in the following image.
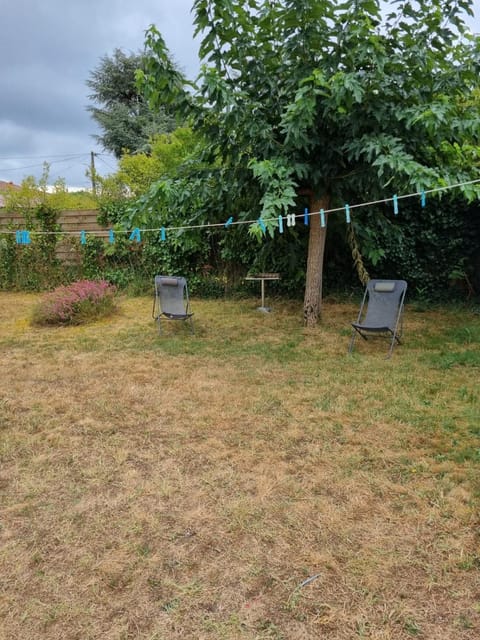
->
[4,176,480,240]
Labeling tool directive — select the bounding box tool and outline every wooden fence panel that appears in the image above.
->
[0,209,109,263]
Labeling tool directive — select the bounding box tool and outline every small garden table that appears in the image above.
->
[244,273,280,312]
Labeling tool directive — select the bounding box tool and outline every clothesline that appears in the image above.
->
[3,177,480,240]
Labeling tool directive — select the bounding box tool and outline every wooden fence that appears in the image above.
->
[0,209,108,263]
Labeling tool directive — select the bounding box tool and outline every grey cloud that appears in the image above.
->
[0,0,198,186]
[1,1,477,187]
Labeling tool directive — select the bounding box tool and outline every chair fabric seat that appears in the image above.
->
[153,276,194,334]
[349,279,407,358]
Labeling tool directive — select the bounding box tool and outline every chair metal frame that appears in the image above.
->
[152,276,194,334]
[348,279,407,358]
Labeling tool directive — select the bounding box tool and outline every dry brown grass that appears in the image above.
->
[0,292,479,639]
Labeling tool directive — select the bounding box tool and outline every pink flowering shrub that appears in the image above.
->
[32,280,117,326]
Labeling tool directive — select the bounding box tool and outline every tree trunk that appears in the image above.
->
[303,195,330,327]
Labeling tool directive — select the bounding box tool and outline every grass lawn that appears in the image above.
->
[0,292,479,639]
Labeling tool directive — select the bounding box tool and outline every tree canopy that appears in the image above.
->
[137,0,480,324]
[109,127,202,197]
[87,49,178,158]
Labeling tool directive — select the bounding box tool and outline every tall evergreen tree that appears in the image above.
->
[87,48,177,158]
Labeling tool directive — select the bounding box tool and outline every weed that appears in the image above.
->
[456,614,475,629]
[404,618,423,636]
[457,555,480,571]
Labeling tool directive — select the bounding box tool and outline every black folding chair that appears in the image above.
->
[349,279,407,358]
[153,276,194,334]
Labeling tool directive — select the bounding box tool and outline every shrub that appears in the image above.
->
[32,280,117,326]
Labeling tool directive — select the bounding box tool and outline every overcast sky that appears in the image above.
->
[1,1,479,190]
[0,0,199,189]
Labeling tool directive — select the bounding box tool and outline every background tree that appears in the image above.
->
[117,127,201,196]
[138,0,480,324]
[95,126,204,217]
[2,163,96,216]
[87,49,178,158]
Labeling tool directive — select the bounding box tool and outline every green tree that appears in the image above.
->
[2,163,85,219]
[117,127,201,196]
[87,49,178,158]
[138,0,480,324]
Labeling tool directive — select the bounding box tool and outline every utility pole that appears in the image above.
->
[90,151,97,195]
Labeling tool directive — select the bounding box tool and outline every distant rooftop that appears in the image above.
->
[0,181,21,208]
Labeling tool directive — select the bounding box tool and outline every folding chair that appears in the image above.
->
[348,279,407,358]
[152,276,194,334]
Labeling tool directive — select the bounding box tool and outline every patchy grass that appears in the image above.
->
[0,292,479,639]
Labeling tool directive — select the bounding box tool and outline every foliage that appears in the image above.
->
[138,0,480,324]
[93,127,204,234]
[59,190,98,210]
[0,234,17,289]
[1,163,96,213]
[3,176,43,227]
[116,127,202,197]
[2,165,54,224]
[86,49,178,158]
[2,187,478,302]
[117,153,163,198]
[31,279,117,325]
[357,196,480,301]
[96,199,131,228]
[79,226,213,295]
[80,232,143,289]
[0,197,66,291]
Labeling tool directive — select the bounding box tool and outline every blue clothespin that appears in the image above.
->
[345,204,351,224]
[278,215,284,234]
[129,227,141,242]
[393,195,398,215]
[421,190,426,208]
[258,218,266,233]
[80,230,86,245]
[304,207,309,226]
[15,230,31,245]
[160,227,166,241]
[320,209,326,228]
[109,229,114,244]
[225,216,233,228]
